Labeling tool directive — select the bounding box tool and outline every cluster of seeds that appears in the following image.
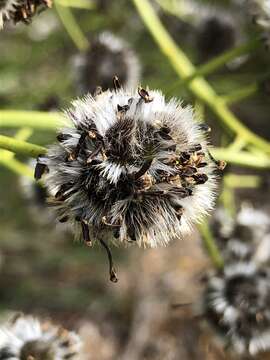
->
[0,0,52,28]
[35,79,220,281]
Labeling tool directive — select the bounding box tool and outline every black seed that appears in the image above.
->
[197,162,207,168]
[193,173,208,184]
[138,87,153,103]
[181,166,197,176]
[34,162,48,180]
[59,215,69,223]
[179,152,190,163]
[81,221,92,246]
[57,133,71,142]
[117,104,130,112]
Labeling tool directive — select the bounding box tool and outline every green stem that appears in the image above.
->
[0,111,64,130]
[0,135,46,157]
[198,222,224,269]
[224,174,261,188]
[185,38,259,86]
[54,1,89,51]
[55,0,95,9]
[222,83,258,105]
[132,0,270,153]
[211,147,270,169]
[0,154,34,178]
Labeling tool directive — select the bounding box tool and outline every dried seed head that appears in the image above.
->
[0,315,81,359]
[0,0,52,28]
[36,85,219,279]
[204,262,270,356]
[211,204,270,264]
[72,32,141,95]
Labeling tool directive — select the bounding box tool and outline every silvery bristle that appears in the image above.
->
[0,314,81,359]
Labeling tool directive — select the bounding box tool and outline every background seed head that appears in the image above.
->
[204,261,270,356]
[0,314,81,360]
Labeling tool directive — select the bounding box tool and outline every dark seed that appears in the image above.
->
[34,162,48,180]
[57,133,71,142]
[138,87,153,103]
[193,173,208,184]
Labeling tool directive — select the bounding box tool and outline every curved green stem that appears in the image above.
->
[0,111,64,130]
[211,147,270,169]
[198,222,224,269]
[0,135,46,157]
[54,1,89,51]
[224,174,261,188]
[0,153,34,178]
[55,0,95,9]
[132,0,270,153]
[184,38,259,86]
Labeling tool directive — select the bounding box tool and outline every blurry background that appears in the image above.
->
[0,0,270,359]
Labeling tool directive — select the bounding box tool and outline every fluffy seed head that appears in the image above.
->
[36,85,218,252]
[0,0,52,28]
[73,32,141,96]
[211,204,270,264]
[205,262,270,356]
[0,315,81,359]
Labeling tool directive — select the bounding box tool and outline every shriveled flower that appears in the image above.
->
[35,81,221,281]
[204,261,270,356]
[0,0,52,28]
[73,32,141,96]
[0,314,81,359]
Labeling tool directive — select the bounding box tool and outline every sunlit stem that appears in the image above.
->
[197,222,224,269]
[0,110,64,130]
[54,1,90,51]
[0,135,46,157]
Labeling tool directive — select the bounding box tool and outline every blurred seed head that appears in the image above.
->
[0,314,81,359]
[204,261,270,356]
[73,32,141,96]
[211,203,270,264]
[196,14,237,62]
[0,0,52,28]
[36,84,218,250]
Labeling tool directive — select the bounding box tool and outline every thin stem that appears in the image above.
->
[0,135,46,157]
[184,38,259,86]
[0,111,64,130]
[224,174,261,188]
[198,222,224,269]
[54,1,89,51]
[132,0,270,153]
[211,147,270,169]
[228,136,246,152]
[222,83,258,105]
[55,0,95,9]
[0,154,34,178]
[220,185,236,217]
